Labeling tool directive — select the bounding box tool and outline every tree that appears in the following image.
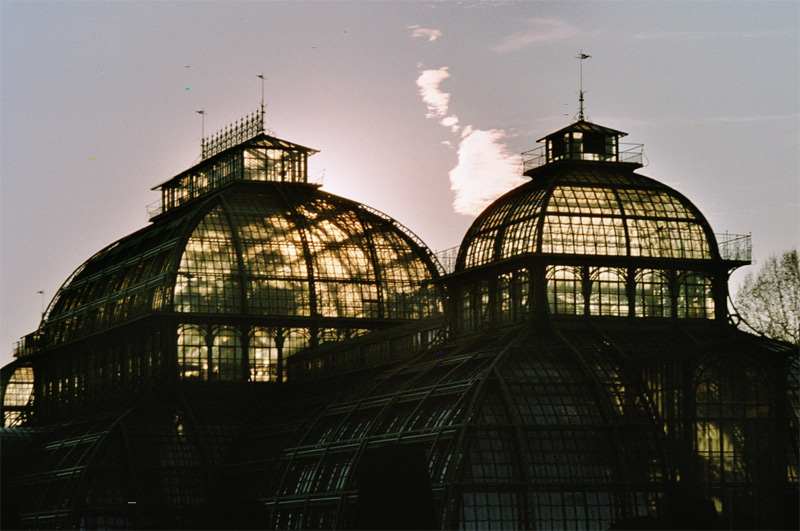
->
[734,249,800,345]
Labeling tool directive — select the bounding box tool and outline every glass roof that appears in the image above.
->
[458,166,718,270]
[37,183,442,347]
[223,320,768,529]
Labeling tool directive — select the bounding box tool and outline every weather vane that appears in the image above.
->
[196,110,206,154]
[37,290,45,319]
[575,50,591,121]
[257,74,266,130]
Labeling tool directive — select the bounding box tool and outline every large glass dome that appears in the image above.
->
[457,166,718,271]
[39,182,442,347]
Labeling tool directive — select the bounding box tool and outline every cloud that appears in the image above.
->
[415,66,526,216]
[449,129,527,216]
[407,25,442,42]
[415,68,460,132]
[493,18,579,52]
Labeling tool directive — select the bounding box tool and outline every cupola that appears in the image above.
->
[522,120,644,173]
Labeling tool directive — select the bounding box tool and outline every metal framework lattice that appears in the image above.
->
[1,118,795,531]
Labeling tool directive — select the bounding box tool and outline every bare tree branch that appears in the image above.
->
[734,250,800,345]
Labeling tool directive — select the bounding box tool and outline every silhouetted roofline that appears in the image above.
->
[536,120,628,143]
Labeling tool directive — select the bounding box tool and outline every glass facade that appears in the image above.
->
[173,192,440,321]
[459,167,714,270]
[158,135,315,214]
[2,365,34,426]
[1,120,794,531]
[13,178,442,405]
[219,321,796,530]
[455,158,720,326]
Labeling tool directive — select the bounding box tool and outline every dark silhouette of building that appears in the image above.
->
[2,112,797,530]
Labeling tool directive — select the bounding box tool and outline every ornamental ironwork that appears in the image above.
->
[202,111,264,160]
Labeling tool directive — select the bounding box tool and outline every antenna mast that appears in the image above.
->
[575,50,591,121]
[37,290,45,319]
[257,74,266,132]
[196,110,206,154]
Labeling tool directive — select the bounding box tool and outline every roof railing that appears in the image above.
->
[716,232,752,263]
[357,203,446,276]
[522,143,644,172]
[435,246,460,274]
[13,331,42,358]
[146,199,163,221]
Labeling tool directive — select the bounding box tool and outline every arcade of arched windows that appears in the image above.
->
[461,270,530,331]
[459,266,715,330]
[176,324,370,383]
[5,323,374,423]
[29,330,165,418]
[548,266,714,319]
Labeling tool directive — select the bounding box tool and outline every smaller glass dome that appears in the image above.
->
[450,121,735,326]
[457,166,718,271]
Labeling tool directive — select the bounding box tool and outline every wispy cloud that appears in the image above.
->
[450,128,527,215]
[415,67,526,216]
[416,67,460,132]
[408,25,443,42]
[493,18,579,53]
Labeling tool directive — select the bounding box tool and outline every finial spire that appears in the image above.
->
[196,110,206,155]
[257,74,266,132]
[575,50,591,121]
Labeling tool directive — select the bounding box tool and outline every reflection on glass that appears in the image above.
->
[548,266,583,315]
[635,270,672,318]
[677,272,714,319]
[178,325,207,380]
[3,366,34,427]
[211,327,242,381]
[589,268,628,316]
[695,363,770,487]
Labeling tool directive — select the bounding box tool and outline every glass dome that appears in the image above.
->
[39,182,442,348]
[447,121,744,327]
[457,166,718,271]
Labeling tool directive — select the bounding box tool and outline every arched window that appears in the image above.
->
[547,266,584,315]
[477,280,491,326]
[498,269,530,322]
[589,268,628,316]
[175,206,242,313]
[514,269,530,319]
[678,272,714,319]
[281,329,311,383]
[250,327,278,382]
[498,273,512,323]
[461,285,474,332]
[3,365,34,427]
[211,327,243,381]
[635,269,672,318]
[178,325,207,380]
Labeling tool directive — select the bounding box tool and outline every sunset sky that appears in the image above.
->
[1,0,798,365]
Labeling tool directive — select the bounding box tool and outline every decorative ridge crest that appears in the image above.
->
[201,110,265,160]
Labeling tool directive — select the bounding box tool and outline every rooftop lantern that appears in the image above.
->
[522,52,643,173]
[149,114,319,219]
[148,76,320,219]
